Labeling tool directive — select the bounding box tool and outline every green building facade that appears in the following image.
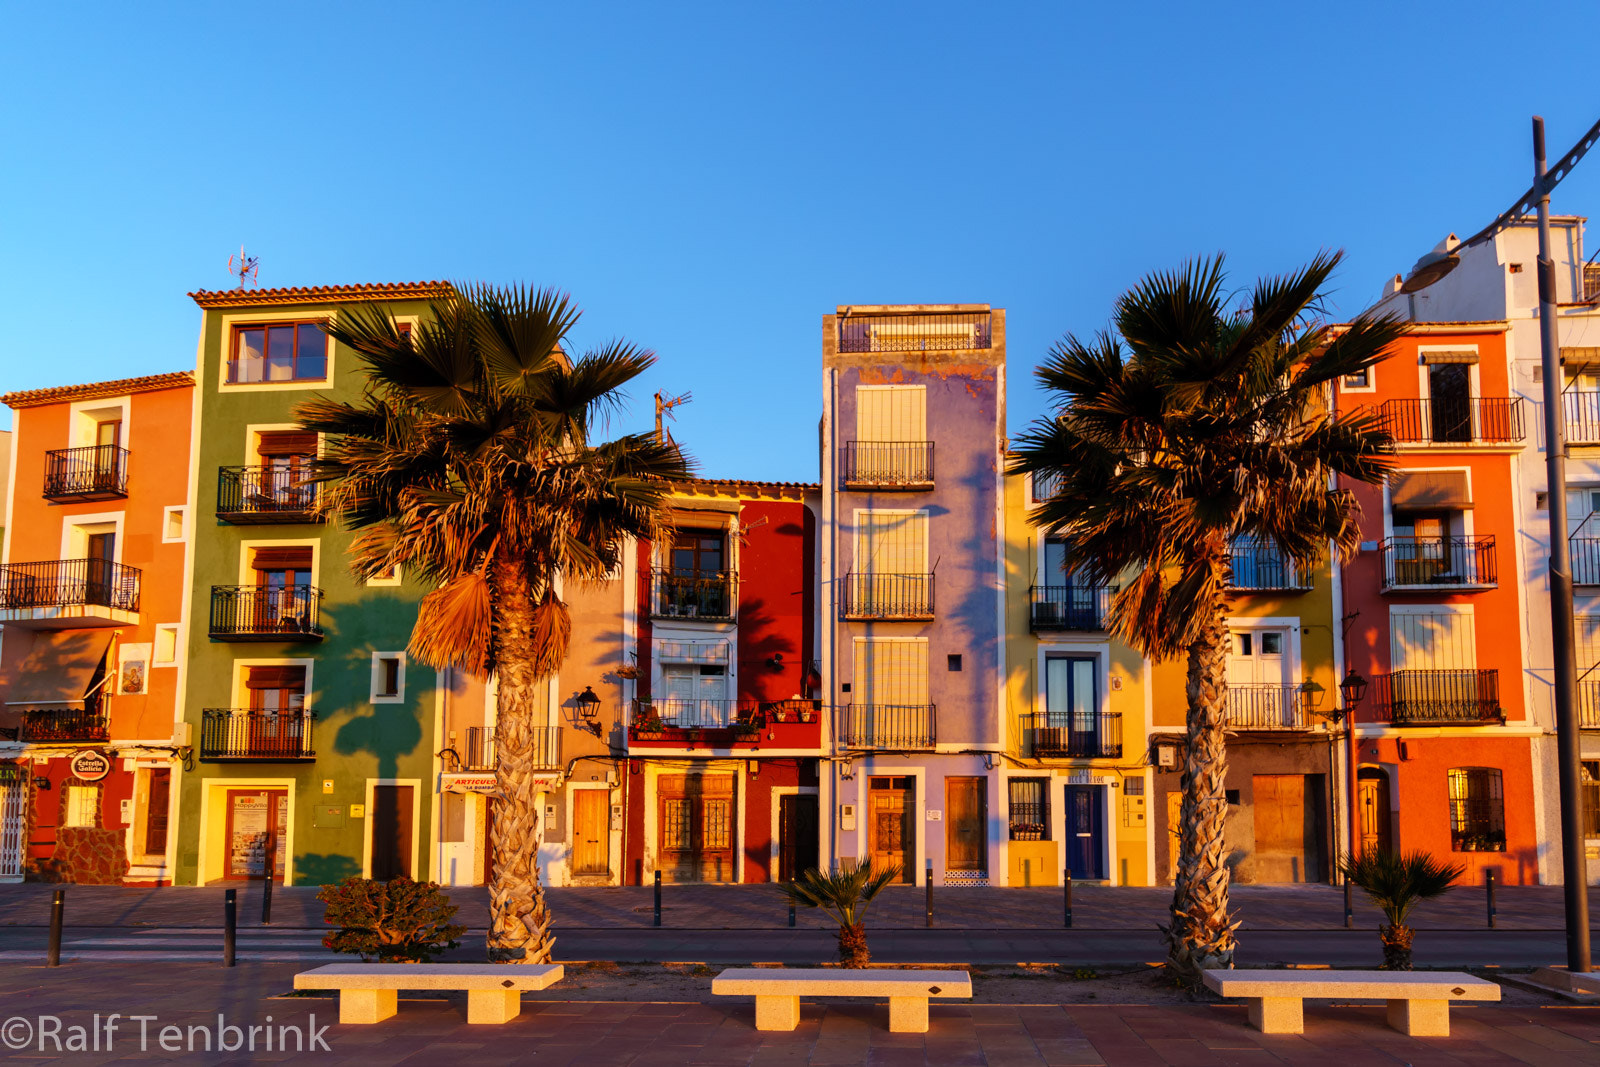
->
[173,281,452,887]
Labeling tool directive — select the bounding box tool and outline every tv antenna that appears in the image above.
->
[227,246,260,290]
[654,391,692,444]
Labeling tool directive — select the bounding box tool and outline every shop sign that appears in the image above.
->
[68,750,111,782]
[441,772,558,794]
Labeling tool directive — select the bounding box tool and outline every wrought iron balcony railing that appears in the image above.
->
[837,312,992,353]
[18,708,109,743]
[458,724,559,770]
[1027,711,1121,758]
[650,569,736,621]
[841,572,934,619]
[840,442,935,489]
[200,709,315,760]
[632,698,758,731]
[841,703,936,750]
[1564,391,1600,446]
[1377,397,1525,445]
[1581,680,1600,729]
[0,559,140,613]
[1028,584,1108,631]
[209,585,324,640]
[1573,533,1600,586]
[1229,541,1311,592]
[216,466,321,523]
[1372,670,1502,726]
[1380,536,1496,590]
[1225,684,1314,730]
[43,445,129,502]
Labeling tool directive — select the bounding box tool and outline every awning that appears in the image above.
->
[1390,470,1473,510]
[1420,349,1479,365]
[0,629,114,707]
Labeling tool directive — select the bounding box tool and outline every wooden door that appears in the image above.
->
[225,790,286,880]
[371,785,414,881]
[657,775,735,883]
[1252,774,1322,883]
[85,532,116,606]
[1063,785,1104,880]
[1165,790,1182,884]
[777,793,819,883]
[945,777,986,872]
[868,776,913,882]
[143,768,170,856]
[1357,769,1393,855]
[572,789,611,876]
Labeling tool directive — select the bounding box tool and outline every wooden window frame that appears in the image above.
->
[226,321,330,385]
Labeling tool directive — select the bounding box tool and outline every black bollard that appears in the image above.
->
[1344,879,1353,929]
[261,870,274,926]
[653,869,662,927]
[46,889,64,967]
[1064,869,1073,928]
[1486,869,1497,929]
[788,883,796,928]
[925,859,934,928]
[224,888,237,967]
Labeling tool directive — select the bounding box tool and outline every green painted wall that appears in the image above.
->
[175,296,440,887]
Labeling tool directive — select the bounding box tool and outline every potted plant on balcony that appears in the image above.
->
[798,704,815,723]
[633,708,664,738]
[730,721,761,741]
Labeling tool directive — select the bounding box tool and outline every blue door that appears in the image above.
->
[1063,785,1105,880]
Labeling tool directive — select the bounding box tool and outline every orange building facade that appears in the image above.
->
[1335,323,1542,884]
[0,372,194,884]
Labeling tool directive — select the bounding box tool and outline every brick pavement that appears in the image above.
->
[2,962,1599,1064]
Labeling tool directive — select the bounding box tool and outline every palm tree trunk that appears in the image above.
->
[838,923,870,968]
[1164,543,1238,987]
[1380,923,1413,970]
[486,551,556,964]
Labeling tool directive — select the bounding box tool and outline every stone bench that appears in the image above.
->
[294,963,563,1025]
[711,967,971,1033]
[1201,969,1500,1036]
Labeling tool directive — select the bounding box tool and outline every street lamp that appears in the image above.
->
[575,686,603,737]
[1399,114,1600,973]
[1329,669,1367,876]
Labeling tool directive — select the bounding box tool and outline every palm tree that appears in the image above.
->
[1340,850,1464,970]
[1008,253,1401,987]
[781,861,902,967]
[297,284,692,963]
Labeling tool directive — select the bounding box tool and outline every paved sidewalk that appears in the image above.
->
[0,882,1587,931]
[2,962,1598,1065]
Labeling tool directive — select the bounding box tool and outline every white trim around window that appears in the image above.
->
[370,651,407,705]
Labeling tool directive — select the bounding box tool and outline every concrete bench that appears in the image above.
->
[294,963,563,1025]
[711,968,971,1033]
[1201,969,1500,1036]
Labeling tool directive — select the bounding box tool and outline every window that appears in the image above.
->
[153,624,180,667]
[366,563,402,587]
[1342,368,1371,390]
[1447,767,1506,851]
[1031,471,1061,502]
[947,654,962,672]
[1044,655,1098,731]
[1008,778,1049,841]
[228,322,329,384]
[1584,761,1600,839]
[246,665,307,712]
[371,653,406,704]
[162,506,186,543]
[255,430,319,509]
[63,784,99,828]
[1426,361,1474,443]
[671,529,726,576]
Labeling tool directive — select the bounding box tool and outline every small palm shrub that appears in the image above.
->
[780,860,902,967]
[1339,850,1464,970]
[318,876,467,963]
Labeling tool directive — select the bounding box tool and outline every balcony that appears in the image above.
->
[200,709,315,760]
[1029,584,1108,631]
[840,442,935,490]
[1377,397,1524,446]
[216,466,321,524]
[651,569,736,621]
[1225,684,1315,731]
[43,445,129,503]
[840,703,936,751]
[628,698,821,749]
[209,585,324,642]
[0,559,140,628]
[1564,391,1600,446]
[456,725,560,771]
[1229,541,1311,592]
[1380,536,1496,591]
[1372,670,1502,726]
[1581,680,1600,729]
[18,708,108,743]
[837,311,992,353]
[1027,711,1121,758]
[841,573,934,620]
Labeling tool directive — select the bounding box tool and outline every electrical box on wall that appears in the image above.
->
[610,803,623,830]
[1122,795,1146,828]
[839,803,857,831]
[1153,740,1179,769]
[119,798,132,824]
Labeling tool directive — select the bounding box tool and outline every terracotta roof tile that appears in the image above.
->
[2,371,194,410]
[188,281,455,308]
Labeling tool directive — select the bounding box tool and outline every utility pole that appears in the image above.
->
[1534,115,1591,973]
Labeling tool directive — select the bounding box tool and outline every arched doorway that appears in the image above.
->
[1357,767,1393,854]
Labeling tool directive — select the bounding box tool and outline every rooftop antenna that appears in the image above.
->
[227,245,260,290]
[654,390,691,444]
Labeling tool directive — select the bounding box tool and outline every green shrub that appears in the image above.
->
[317,875,467,963]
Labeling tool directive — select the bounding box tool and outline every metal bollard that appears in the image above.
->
[1486,869,1497,929]
[261,870,274,926]
[1344,879,1353,929]
[653,869,662,928]
[224,889,237,967]
[47,889,64,967]
[925,858,934,928]
[788,882,796,928]
[1064,869,1073,928]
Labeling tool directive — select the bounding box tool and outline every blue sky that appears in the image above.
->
[4,2,1599,481]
